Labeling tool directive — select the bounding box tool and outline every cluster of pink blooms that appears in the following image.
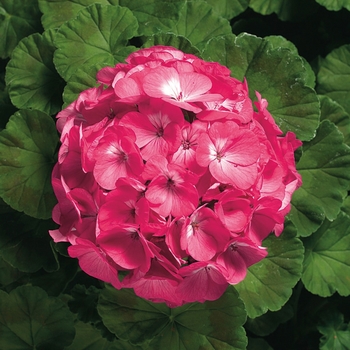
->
[50,46,302,307]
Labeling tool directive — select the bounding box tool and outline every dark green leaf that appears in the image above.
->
[5,30,65,115]
[0,110,58,219]
[202,34,320,141]
[317,44,350,114]
[319,95,350,146]
[0,210,58,273]
[245,304,293,336]
[0,73,17,129]
[0,0,42,58]
[66,321,118,350]
[235,221,304,318]
[318,311,350,350]
[302,210,350,297]
[53,4,138,81]
[0,255,24,290]
[289,120,350,236]
[0,285,75,350]
[38,0,120,30]
[205,0,249,19]
[98,285,247,349]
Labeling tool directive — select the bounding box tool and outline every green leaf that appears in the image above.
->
[0,73,17,130]
[245,304,293,336]
[289,120,350,237]
[63,64,104,107]
[235,221,304,318]
[38,0,120,30]
[53,4,138,81]
[0,0,42,58]
[66,321,118,350]
[0,285,75,350]
[173,1,232,51]
[317,44,350,114]
[248,0,318,21]
[202,34,320,141]
[302,210,350,297]
[319,95,350,146]
[204,0,249,19]
[5,30,65,115]
[0,209,59,273]
[98,285,247,349]
[0,255,24,290]
[119,0,181,36]
[315,0,350,11]
[318,311,350,350]
[141,33,201,55]
[0,110,58,219]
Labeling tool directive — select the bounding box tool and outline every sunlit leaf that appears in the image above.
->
[0,110,58,219]
[53,4,138,81]
[289,120,350,236]
[317,44,350,114]
[38,0,120,30]
[0,285,75,350]
[302,210,350,297]
[0,0,42,58]
[202,33,320,141]
[235,221,304,318]
[319,94,350,146]
[315,0,350,11]
[98,285,247,349]
[5,30,65,115]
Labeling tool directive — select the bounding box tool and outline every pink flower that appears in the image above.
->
[196,121,261,189]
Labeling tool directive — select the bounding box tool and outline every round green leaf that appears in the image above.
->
[141,33,200,55]
[53,4,138,81]
[302,211,350,297]
[0,109,58,219]
[289,120,350,237]
[119,0,182,36]
[319,94,350,146]
[0,74,17,130]
[38,0,120,30]
[5,30,65,115]
[0,0,42,58]
[315,0,350,11]
[63,64,105,107]
[0,285,75,350]
[0,255,23,289]
[98,285,247,349]
[235,222,304,318]
[247,338,273,350]
[204,0,249,19]
[173,1,232,51]
[202,34,320,141]
[317,44,350,114]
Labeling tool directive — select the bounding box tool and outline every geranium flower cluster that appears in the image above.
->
[50,46,302,307]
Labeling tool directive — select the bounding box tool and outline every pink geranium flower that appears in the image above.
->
[196,121,261,189]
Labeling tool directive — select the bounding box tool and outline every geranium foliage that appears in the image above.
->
[1,1,350,349]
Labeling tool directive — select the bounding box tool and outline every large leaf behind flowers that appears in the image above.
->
[302,210,350,297]
[0,110,58,219]
[5,30,65,115]
[289,120,350,237]
[202,34,320,141]
[53,4,138,81]
[98,285,247,349]
[0,285,75,350]
[234,221,304,318]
